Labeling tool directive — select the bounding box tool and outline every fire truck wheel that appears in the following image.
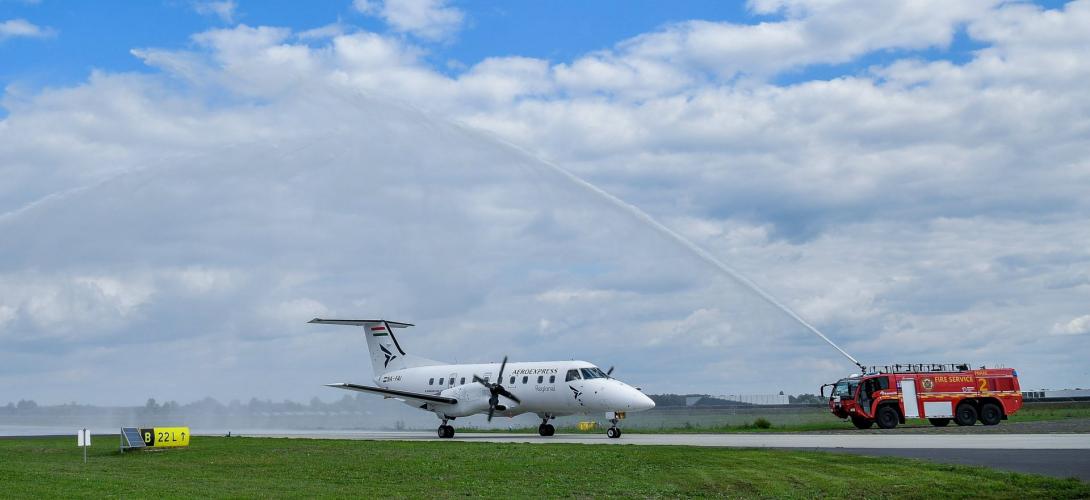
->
[954,403,978,426]
[928,418,951,427]
[876,406,900,429]
[979,403,1003,426]
[851,416,874,429]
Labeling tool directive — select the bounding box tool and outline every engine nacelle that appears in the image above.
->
[438,384,491,417]
[438,384,521,417]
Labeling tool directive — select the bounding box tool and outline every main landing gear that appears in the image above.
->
[538,415,555,437]
[437,418,455,439]
[606,416,623,439]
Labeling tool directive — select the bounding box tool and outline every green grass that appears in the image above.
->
[1,436,1087,498]
[1008,404,1090,423]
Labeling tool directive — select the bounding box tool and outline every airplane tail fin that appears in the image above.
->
[308,319,441,378]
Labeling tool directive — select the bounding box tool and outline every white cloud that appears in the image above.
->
[3,2,1090,403]
[536,289,622,304]
[193,0,238,24]
[0,273,155,339]
[354,0,464,41]
[1052,315,1090,336]
[170,267,240,295]
[297,22,349,41]
[0,304,14,329]
[0,18,54,40]
[577,0,1000,86]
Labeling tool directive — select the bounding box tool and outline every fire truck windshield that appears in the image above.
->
[832,379,858,399]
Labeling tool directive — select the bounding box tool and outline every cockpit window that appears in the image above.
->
[580,368,608,379]
[565,369,581,381]
[832,379,859,398]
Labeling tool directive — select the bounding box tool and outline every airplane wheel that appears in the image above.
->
[438,425,454,438]
[538,424,555,437]
[606,428,619,439]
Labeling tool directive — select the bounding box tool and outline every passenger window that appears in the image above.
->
[549,375,555,383]
[522,376,528,384]
[565,369,581,382]
[429,378,434,385]
[510,376,515,384]
[537,375,543,383]
[460,377,465,385]
[439,378,444,385]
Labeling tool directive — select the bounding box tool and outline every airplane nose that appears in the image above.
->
[618,385,655,411]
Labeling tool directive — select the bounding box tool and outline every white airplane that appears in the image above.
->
[310,318,655,438]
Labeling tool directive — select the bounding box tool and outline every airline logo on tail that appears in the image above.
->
[379,344,397,368]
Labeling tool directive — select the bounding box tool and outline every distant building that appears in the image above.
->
[1023,388,1090,400]
[717,394,790,405]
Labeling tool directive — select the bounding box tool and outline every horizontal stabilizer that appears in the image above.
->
[309,318,414,328]
[325,383,457,405]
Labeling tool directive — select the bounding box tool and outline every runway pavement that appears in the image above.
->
[814,448,1090,482]
[234,430,1090,449]
[230,431,1090,481]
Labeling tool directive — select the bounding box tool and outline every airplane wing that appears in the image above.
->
[325,383,458,405]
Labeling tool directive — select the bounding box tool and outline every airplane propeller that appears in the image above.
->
[472,355,521,422]
[606,366,614,377]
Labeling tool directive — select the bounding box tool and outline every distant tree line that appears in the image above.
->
[648,393,824,407]
[1,394,401,416]
[3,392,827,415]
[788,393,826,405]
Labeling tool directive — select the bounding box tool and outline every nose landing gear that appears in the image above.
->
[606,414,623,438]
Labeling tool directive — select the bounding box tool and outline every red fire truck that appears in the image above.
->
[821,363,1023,429]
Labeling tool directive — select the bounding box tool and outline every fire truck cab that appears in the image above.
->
[821,364,1022,429]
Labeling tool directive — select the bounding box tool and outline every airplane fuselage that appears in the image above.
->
[376,360,654,418]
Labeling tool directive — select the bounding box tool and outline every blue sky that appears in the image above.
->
[2,1,1089,406]
[3,1,753,89]
[5,1,1062,91]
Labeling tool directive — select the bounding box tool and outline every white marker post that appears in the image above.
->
[77,428,91,463]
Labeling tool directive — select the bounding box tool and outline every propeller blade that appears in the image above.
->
[472,374,486,385]
[606,366,614,376]
[487,405,495,422]
[496,386,522,404]
[497,356,508,380]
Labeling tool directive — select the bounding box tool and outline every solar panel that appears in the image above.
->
[122,427,146,448]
